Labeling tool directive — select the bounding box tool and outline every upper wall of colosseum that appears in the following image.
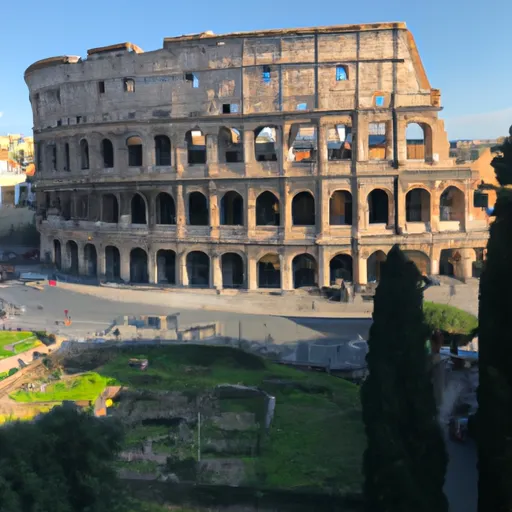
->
[24,22,438,132]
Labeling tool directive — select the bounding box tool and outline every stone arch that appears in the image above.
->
[53,239,62,270]
[329,254,353,283]
[440,186,465,222]
[156,192,176,225]
[157,249,176,284]
[292,253,317,288]
[101,138,114,168]
[221,191,244,226]
[155,135,171,166]
[221,253,245,288]
[368,188,390,224]
[405,188,431,222]
[256,191,280,226]
[130,248,149,283]
[188,191,209,225]
[254,126,278,161]
[219,127,243,163]
[84,243,97,277]
[329,190,352,225]
[102,194,119,223]
[185,129,206,164]
[79,139,89,170]
[186,251,210,287]
[64,142,71,171]
[127,136,143,167]
[406,122,433,161]
[292,191,315,226]
[66,240,79,274]
[105,246,121,281]
[257,253,281,289]
[403,250,430,275]
[440,249,455,276]
[131,193,147,224]
[367,250,387,282]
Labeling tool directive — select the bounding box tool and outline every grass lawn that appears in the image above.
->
[0,331,40,359]
[10,372,112,403]
[94,345,365,493]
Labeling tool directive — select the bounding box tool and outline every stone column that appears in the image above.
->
[280,254,293,291]
[176,184,186,237]
[247,256,257,290]
[212,253,222,290]
[354,254,368,288]
[247,187,256,237]
[77,243,87,276]
[97,246,106,280]
[207,134,219,177]
[317,177,328,238]
[147,249,156,284]
[209,182,219,239]
[175,144,188,175]
[459,248,475,281]
[356,115,368,162]
[318,246,330,288]
[385,119,394,161]
[178,251,188,286]
[243,129,255,165]
[120,250,131,283]
[281,180,292,237]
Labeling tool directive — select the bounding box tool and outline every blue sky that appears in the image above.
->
[1,0,510,139]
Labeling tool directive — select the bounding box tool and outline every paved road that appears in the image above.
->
[0,283,371,345]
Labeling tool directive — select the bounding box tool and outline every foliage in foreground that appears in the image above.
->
[477,132,512,512]
[423,301,478,336]
[0,405,128,512]
[361,245,448,512]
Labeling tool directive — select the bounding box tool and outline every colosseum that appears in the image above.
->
[25,22,491,292]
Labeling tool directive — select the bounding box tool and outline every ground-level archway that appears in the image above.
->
[367,251,387,282]
[258,254,281,289]
[84,243,97,277]
[157,250,176,284]
[66,241,79,274]
[130,248,149,283]
[53,240,62,270]
[403,250,430,275]
[186,251,210,287]
[329,254,353,284]
[292,254,317,289]
[221,253,244,288]
[105,246,121,281]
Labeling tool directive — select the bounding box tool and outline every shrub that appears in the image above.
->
[7,368,18,376]
[423,302,478,336]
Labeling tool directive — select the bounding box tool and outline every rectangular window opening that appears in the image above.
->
[222,104,239,114]
[262,66,271,84]
[287,124,317,163]
[336,66,348,81]
[296,103,307,111]
[76,116,82,124]
[368,122,387,160]
[185,73,199,88]
[375,95,385,107]
[98,81,105,94]
[328,124,352,161]
[124,78,135,93]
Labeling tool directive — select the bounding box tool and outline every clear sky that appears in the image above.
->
[1,0,510,140]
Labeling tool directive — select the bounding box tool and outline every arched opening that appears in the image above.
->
[254,126,277,161]
[131,194,147,224]
[156,193,176,224]
[101,139,114,168]
[327,124,352,161]
[219,127,243,163]
[186,130,206,164]
[127,136,143,167]
[64,143,70,171]
[403,251,430,276]
[84,243,97,277]
[102,194,119,223]
[80,139,89,170]
[367,251,387,283]
[256,191,280,226]
[292,254,317,289]
[53,240,62,270]
[258,254,281,289]
[406,123,427,160]
[105,246,121,281]
[155,135,171,166]
[329,191,352,225]
[130,248,148,283]
[440,186,465,222]
[440,249,455,276]
[221,191,243,225]
[188,192,209,225]
[405,188,431,222]
[66,241,79,275]
[157,249,176,284]
[368,189,389,224]
[329,254,353,284]
[221,253,244,288]
[292,191,315,226]
[288,124,317,163]
[186,251,210,287]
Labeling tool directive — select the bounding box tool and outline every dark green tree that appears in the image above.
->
[0,404,128,512]
[361,245,448,512]
[477,127,512,512]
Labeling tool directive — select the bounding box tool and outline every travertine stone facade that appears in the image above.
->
[25,23,489,291]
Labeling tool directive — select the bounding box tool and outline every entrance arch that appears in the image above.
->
[403,250,430,275]
[292,191,315,226]
[84,244,97,277]
[405,188,431,222]
[329,191,352,225]
[105,246,121,281]
[221,253,244,288]
[329,254,353,284]
[368,189,389,224]
[292,254,317,288]
[256,191,280,226]
[102,194,119,223]
[221,191,244,225]
[156,193,176,224]
[131,194,147,224]
[186,251,210,287]
[188,192,209,225]
[66,241,79,274]
[367,251,387,282]
[440,186,465,222]
[157,249,176,284]
[257,253,281,288]
[53,240,62,270]
[130,248,149,283]
[440,249,455,276]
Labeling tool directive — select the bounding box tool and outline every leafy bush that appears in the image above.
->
[423,302,478,335]
[7,368,18,377]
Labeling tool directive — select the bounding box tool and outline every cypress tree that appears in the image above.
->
[477,128,512,512]
[361,244,448,512]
